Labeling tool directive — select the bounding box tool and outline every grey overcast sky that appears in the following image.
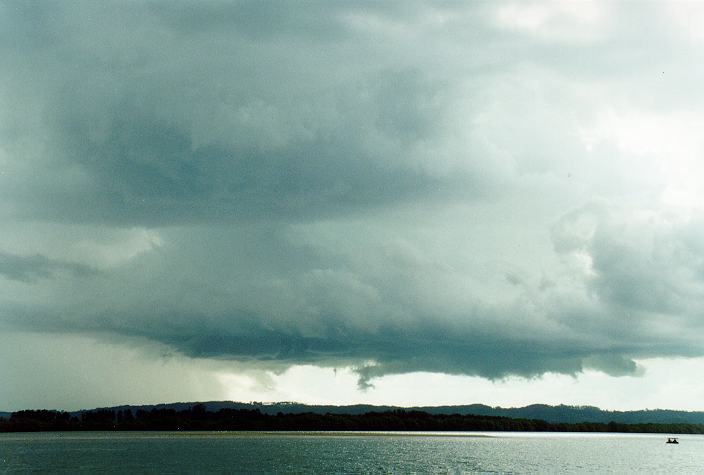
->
[3,0,704,411]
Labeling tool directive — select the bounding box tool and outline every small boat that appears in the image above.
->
[666,438,679,444]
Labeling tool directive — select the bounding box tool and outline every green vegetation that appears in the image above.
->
[1,405,703,433]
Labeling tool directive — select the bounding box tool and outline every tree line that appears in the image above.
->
[2,405,702,433]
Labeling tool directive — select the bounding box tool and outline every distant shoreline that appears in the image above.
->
[0,430,498,438]
[3,406,704,434]
[5,401,704,425]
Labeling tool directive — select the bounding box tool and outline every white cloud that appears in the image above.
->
[495,1,606,41]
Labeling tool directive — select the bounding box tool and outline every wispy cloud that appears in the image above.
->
[0,251,98,283]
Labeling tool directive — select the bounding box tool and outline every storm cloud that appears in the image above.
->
[3,0,704,396]
[0,251,97,282]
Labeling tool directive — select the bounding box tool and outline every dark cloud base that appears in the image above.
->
[2,1,704,392]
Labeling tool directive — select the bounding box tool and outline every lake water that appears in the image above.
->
[0,431,699,473]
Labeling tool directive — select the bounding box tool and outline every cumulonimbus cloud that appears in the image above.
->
[2,1,704,389]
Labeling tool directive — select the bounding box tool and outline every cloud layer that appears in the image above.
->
[3,1,704,394]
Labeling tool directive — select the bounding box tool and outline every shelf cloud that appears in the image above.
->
[2,1,704,398]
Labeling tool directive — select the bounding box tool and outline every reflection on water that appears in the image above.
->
[0,431,699,473]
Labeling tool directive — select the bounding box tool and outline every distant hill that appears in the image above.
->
[46,402,704,426]
[5,405,704,434]
[415,404,704,425]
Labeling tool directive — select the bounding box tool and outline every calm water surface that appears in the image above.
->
[0,431,699,473]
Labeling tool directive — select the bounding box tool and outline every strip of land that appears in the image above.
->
[2,405,703,433]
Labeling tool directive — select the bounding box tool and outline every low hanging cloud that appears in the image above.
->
[2,1,704,391]
[0,252,98,283]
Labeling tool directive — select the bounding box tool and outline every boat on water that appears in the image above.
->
[666,438,679,444]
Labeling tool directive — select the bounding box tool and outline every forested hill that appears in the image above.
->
[3,406,704,433]
[6,402,700,425]
[121,402,704,425]
[419,404,704,425]
[225,403,704,425]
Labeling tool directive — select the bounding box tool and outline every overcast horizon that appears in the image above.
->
[3,1,704,413]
